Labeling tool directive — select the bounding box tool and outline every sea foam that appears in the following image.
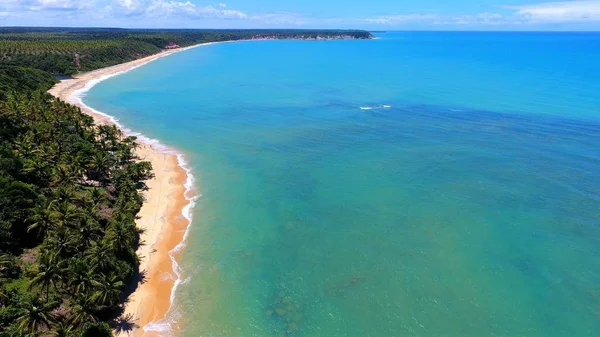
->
[360,104,391,110]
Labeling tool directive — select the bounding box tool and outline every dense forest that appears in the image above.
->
[0,66,58,99]
[0,28,373,75]
[0,27,372,336]
[0,87,153,336]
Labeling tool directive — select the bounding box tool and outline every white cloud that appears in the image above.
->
[111,0,246,19]
[362,12,519,26]
[363,14,439,25]
[116,0,141,11]
[146,0,196,15]
[19,0,93,11]
[361,1,600,27]
[4,0,600,28]
[505,0,600,22]
[251,12,310,25]
[435,12,516,26]
[0,11,20,16]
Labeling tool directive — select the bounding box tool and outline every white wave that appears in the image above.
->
[65,41,232,337]
[144,321,173,335]
[360,104,391,110]
[167,152,200,308]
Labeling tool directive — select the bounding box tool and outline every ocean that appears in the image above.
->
[84,32,600,336]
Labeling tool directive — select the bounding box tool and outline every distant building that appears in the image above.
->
[165,42,180,49]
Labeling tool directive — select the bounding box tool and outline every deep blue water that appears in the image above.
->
[85,32,600,336]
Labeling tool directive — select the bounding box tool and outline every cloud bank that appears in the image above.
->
[109,0,246,19]
[2,0,600,28]
[506,0,600,22]
[363,1,600,26]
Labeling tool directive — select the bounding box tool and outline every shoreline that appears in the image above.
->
[48,44,209,337]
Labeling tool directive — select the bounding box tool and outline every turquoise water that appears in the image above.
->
[85,32,600,336]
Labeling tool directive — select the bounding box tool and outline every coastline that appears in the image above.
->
[48,44,206,337]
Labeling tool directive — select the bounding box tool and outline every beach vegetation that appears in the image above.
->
[0,91,152,336]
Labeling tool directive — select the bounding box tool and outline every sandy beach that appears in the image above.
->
[48,47,200,337]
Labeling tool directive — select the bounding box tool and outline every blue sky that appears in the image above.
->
[2,0,600,30]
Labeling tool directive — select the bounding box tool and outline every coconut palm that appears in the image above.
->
[0,253,13,273]
[0,90,157,335]
[90,273,125,308]
[12,135,37,159]
[51,165,80,187]
[29,251,66,297]
[76,216,102,249]
[45,228,79,256]
[85,242,114,272]
[0,285,8,305]
[15,295,57,334]
[88,152,112,184]
[27,199,57,239]
[67,260,99,295]
[50,321,76,337]
[68,295,99,326]
[53,187,77,204]
[105,219,136,257]
[89,188,107,206]
[52,201,80,230]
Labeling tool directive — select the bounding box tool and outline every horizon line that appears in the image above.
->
[2,26,600,33]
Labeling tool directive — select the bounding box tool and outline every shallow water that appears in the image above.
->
[85,32,600,336]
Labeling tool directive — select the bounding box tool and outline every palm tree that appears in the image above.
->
[50,320,76,337]
[77,216,102,249]
[51,165,80,187]
[89,188,107,206]
[27,199,57,239]
[0,253,13,274]
[85,243,114,272]
[45,228,79,257]
[15,295,57,334]
[68,295,98,326]
[97,124,122,152]
[0,253,20,281]
[29,251,66,297]
[67,260,99,295]
[90,273,125,308]
[52,201,80,230]
[105,219,136,258]
[89,152,112,184]
[0,285,8,305]
[37,142,60,165]
[53,187,77,204]
[13,135,37,160]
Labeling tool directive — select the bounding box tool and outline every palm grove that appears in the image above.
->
[0,31,156,337]
[0,84,152,336]
[0,28,372,336]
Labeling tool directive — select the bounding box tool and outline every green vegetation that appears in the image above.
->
[0,39,160,75]
[0,27,372,336]
[0,91,152,336]
[0,66,58,99]
[0,28,373,75]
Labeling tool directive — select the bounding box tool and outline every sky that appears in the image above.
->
[2,0,600,30]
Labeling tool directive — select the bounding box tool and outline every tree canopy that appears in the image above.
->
[0,92,152,336]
